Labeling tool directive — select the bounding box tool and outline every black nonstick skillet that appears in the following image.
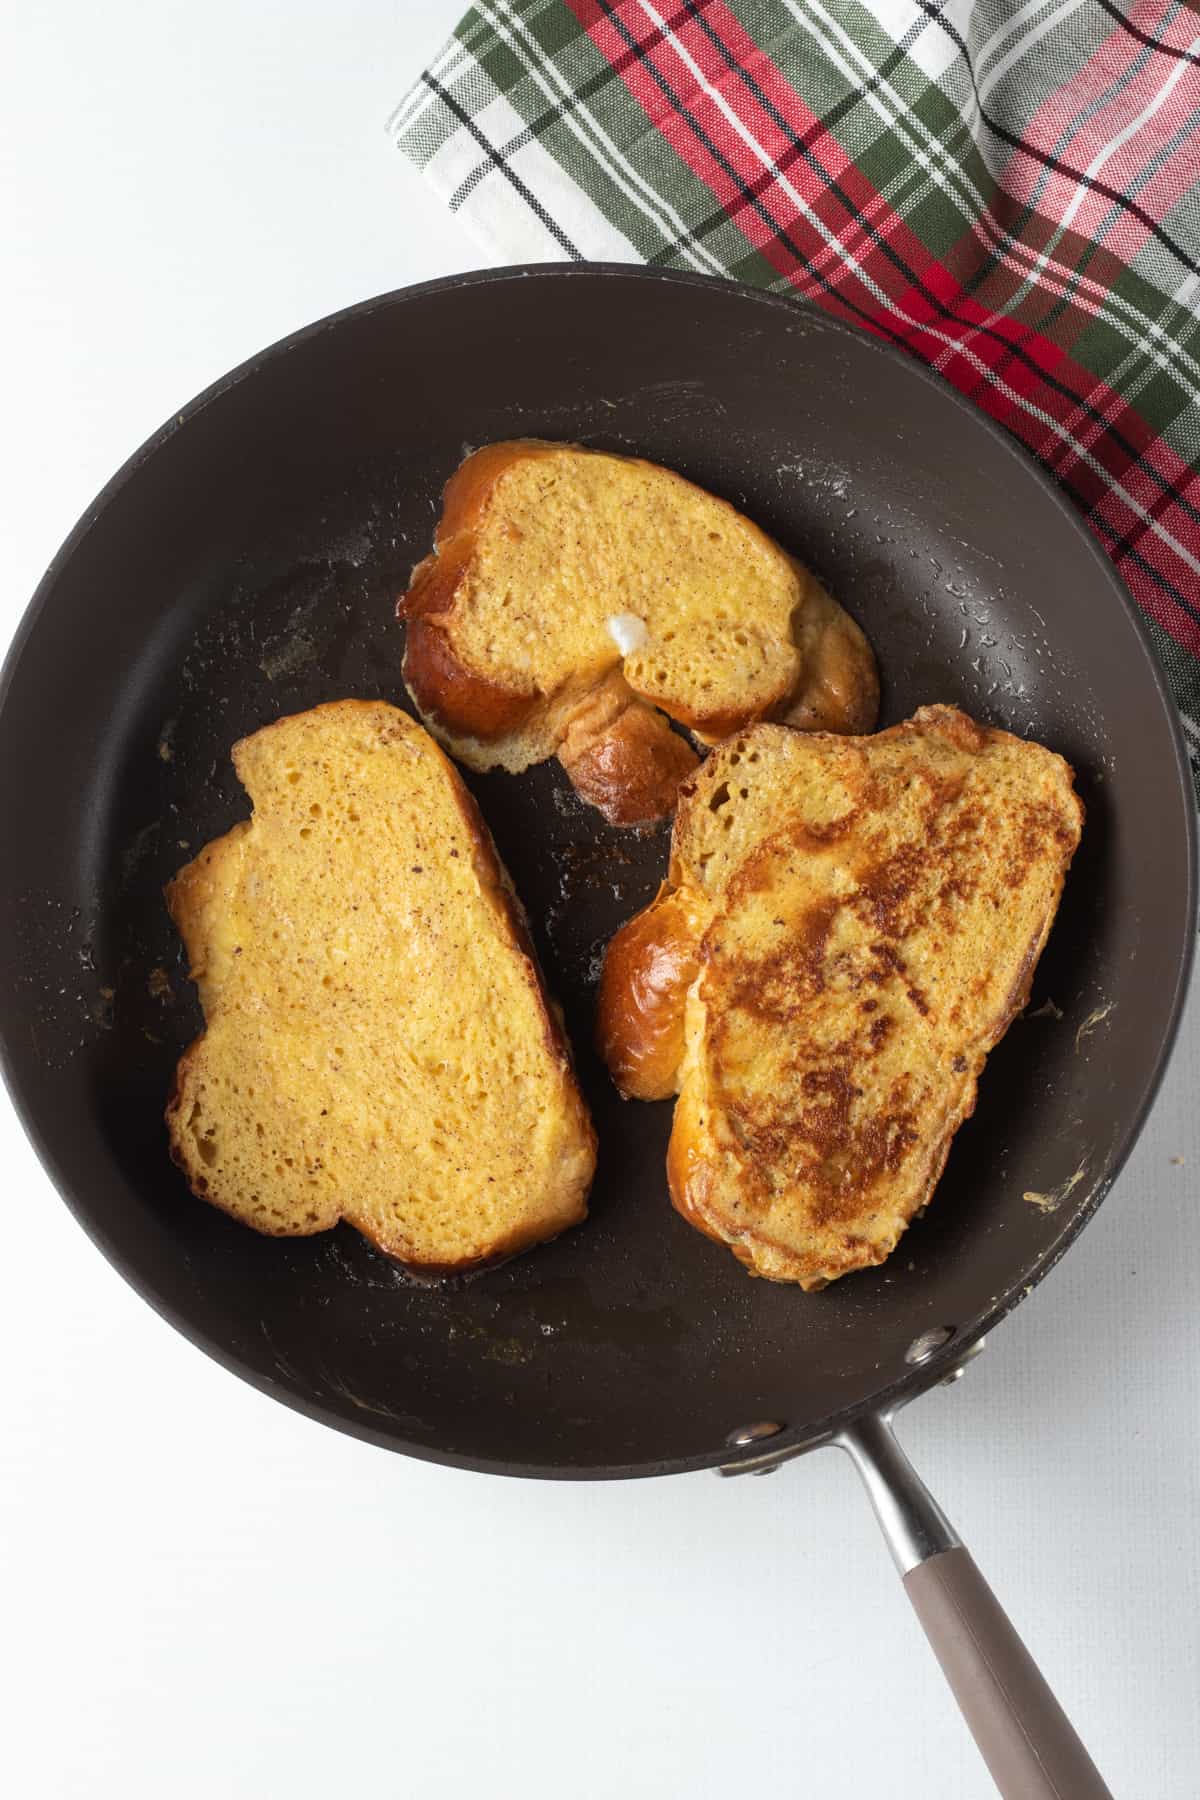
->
[0,267,1194,1797]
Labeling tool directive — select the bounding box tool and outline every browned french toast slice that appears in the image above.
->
[166,700,595,1271]
[598,706,1082,1287]
[398,441,878,826]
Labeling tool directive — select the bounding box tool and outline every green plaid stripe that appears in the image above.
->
[391,1,1200,782]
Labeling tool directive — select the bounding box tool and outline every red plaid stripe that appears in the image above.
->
[566,0,1200,662]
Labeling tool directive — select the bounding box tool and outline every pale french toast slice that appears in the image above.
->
[166,701,595,1271]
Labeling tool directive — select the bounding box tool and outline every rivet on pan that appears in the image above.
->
[725,1421,783,1448]
[905,1326,954,1366]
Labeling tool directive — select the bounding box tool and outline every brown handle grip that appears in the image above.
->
[903,1547,1113,1799]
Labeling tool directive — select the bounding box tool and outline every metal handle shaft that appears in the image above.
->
[839,1413,1112,1800]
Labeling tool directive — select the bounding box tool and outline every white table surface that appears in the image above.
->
[2,5,1198,1796]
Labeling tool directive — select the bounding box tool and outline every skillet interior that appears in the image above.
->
[0,267,1193,1476]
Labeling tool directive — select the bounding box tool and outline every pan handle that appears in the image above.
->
[839,1412,1112,1799]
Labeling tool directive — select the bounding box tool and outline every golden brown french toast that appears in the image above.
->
[398,441,878,826]
[598,706,1082,1288]
[166,700,595,1271]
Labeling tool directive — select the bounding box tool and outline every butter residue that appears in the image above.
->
[606,612,648,655]
[1024,1164,1087,1213]
[1075,1002,1114,1051]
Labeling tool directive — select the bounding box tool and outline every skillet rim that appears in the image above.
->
[0,262,1195,1479]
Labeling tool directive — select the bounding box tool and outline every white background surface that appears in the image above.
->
[2,4,1198,1795]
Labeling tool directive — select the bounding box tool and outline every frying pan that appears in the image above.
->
[0,266,1194,1796]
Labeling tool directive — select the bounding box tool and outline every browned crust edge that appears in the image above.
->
[398,442,562,744]
[774,569,880,737]
[597,884,702,1098]
[402,613,540,743]
[561,702,700,826]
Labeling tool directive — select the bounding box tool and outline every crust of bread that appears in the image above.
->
[403,610,540,741]
[165,699,595,1272]
[597,885,702,1100]
[557,673,701,826]
[598,706,1082,1288]
[398,441,878,823]
[775,566,880,736]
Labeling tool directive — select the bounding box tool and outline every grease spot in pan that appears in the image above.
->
[1075,1002,1115,1051]
[1023,1162,1089,1214]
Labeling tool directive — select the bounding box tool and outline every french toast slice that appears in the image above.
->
[166,701,595,1271]
[598,706,1082,1288]
[398,441,878,826]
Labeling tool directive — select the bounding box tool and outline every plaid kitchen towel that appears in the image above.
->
[390,0,1200,783]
